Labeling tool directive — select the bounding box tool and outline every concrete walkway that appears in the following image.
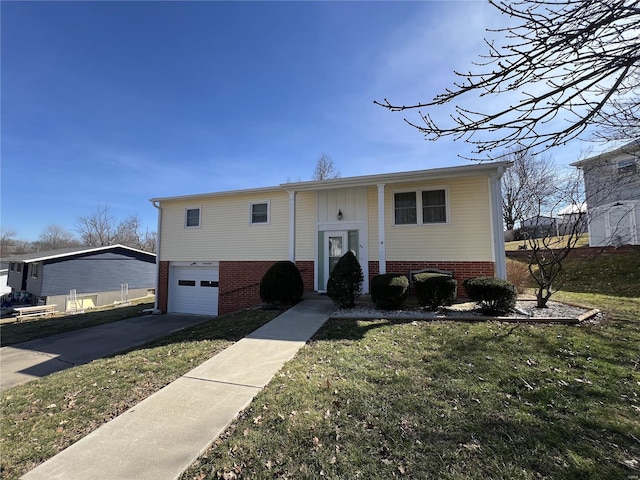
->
[1,314,213,391]
[22,298,335,480]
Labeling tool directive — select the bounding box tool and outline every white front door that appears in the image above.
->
[324,231,348,290]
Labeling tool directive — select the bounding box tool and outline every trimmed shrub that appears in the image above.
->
[259,261,304,307]
[371,273,409,310]
[327,251,364,308]
[413,273,457,310]
[462,276,517,315]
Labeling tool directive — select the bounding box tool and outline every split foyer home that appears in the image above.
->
[5,245,156,311]
[571,139,640,246]
[151,162,510,316]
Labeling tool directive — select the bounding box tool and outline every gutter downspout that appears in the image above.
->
[377,183,386,274]
[152,200,162,312]
[490,167,507,279]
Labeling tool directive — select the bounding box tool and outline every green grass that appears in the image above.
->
[2,252,639,480]
[504,233,590,251]
[179,253,640,480]
[1,297,155,346]
[182,308,639,479]
[0,307,281,480]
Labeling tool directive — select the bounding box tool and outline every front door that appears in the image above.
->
[324,231,348,290]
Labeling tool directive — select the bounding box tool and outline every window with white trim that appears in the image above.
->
[394,192,417,225]
[617,158,637,174]
[394,188,448,225]
[250,201,269,224]
[185,208,201,228]
[422,189,447,223]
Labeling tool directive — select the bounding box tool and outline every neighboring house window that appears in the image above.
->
[250,201,269,224]
[185,208,201,228]
[30,263,39,278]
[422,189,447,223]
[10,263,15,271]
[617,158,637,174]
[394,188,448,225]
[394,192,417,225]
[17,263,22,273]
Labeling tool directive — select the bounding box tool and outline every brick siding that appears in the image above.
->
[368,260,495,298]
[218,260,315,315]
[157,261,169,313]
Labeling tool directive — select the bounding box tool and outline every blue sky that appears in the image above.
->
[2,1,591,242]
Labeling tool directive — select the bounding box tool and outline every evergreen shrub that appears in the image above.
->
[371,273,409,310]
[259,261,304,307]
[327,251,364,308]
[462,276,517,315]
[413,273,457,310]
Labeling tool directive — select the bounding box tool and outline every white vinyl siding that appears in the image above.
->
[294,191,316,260]
[160,190,290,261]
[374,177,493,262]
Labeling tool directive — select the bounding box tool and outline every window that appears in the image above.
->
[422,189,447,223]
[394,188,448,225]
[394,192,417,225]
[617,158,637,174]
[17,263,22,273]
[10,263,15,272]
[200,280,219,287]
[178,279,196,286]
[185,208,201,228]
[250,202,269,224]
[30,263,39,278]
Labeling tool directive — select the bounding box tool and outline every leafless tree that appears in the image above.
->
[77,205,156,252]
[312,153,341,180]
[36,224,80,251]
[376,0,640,158]
[521,169,587,307]
[502,148,556,232]
[77,204,117,247]
[114,215,157,252]
[1,229,17,258]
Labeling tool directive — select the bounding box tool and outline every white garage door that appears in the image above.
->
[171,266,219,315]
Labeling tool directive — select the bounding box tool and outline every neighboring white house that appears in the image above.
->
[571,140,640,247]
[150,162,510,316]
[0,269,12,298]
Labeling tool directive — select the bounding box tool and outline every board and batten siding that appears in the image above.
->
[368,176,494,262]
[294,191,316,261]
[159,190,291,261]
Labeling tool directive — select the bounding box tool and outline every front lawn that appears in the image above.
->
[181,300,640,479]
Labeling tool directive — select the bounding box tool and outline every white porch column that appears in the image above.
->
[288,190,296,262]
[490,170,507,279]
[377,183,386,274]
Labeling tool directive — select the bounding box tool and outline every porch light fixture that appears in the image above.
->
[337,209,343,220]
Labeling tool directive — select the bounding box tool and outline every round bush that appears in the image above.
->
[259,261,304,306]
[462,276,517,315]
[371,273,409,310]
[414,273,457,310]
[327,251,363,308]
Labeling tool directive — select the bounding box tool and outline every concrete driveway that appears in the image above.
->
[0,313,212,391]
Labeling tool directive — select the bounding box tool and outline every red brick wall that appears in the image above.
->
[157,261,169,313]
[218,260,315,315]
[368,260,495,298]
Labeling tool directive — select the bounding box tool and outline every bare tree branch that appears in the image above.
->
[375,0,640,157]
